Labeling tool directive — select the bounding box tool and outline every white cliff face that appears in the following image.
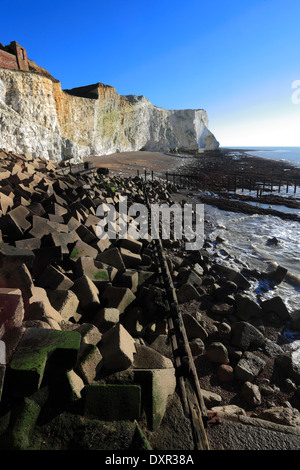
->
[0,68,219,162]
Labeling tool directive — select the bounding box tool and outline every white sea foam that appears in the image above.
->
[203,203,300,313]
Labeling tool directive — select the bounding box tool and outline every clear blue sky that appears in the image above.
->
[1,0,300,147]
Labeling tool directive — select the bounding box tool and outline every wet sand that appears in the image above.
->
[84,151,197,177]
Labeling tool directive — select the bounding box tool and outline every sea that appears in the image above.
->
[226,146,300,167]
[197,147,300,354]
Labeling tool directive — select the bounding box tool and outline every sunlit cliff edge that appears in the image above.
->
[0,47,219,162]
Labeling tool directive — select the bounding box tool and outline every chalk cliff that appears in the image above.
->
[0,68,219,162]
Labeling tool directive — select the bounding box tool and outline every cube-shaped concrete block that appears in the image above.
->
[0,243,35,270]
[84,384,141,420]
[96,247,126,271]
[75,323,102,346]
[76,344,103,383]
[69,240,98,262]
[120,270,139,293]
[65,369,85,401]
[92,308,120,332]
[75,256,110,287]
[133,343,174,370]
[99,323,136,371]
[47,289,79,321]
[7,328,81,396]
[15,238,41,251]
[27,287,63,325]
[134,368,176,431]
[120,248,142,268]
[0,288,24,338]
[37,265,74,290]
[101,286,135,314]
[120,237,143,254]
[72,275,100,311]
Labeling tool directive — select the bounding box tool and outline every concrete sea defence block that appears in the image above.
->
[119,237,143,254]
[2,263,34,315]
[84,384,141,421]
[71,275,100,311]
[0,243,35,270]
[1,326,26,366]
[29,215,56,238]
[43,231,80,254]
[47,289,79,321]
[7,328,81,396]
[36,264,74,290]
[15,237,41,251]
[0,205,31,241]
[75,256,110,287]
[69,239,98,262]
[99,323,136,371]
[101,286,136,314]
[0,397,41,450]
[27,286,63,326]
[75,224,98,245]
[133,343,174,369]
[0,288,24,339]
[134,368,176,431]
[74,323,102,346]
[96,247,126,271]
[118,270,139,293]
[65,369,85,401]
[92,307,120,332]
[76,343,103,383]
[120,248,142,269]
[0,191,14,215]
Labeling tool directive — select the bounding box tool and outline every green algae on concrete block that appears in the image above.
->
[70,246,79,259]
[84,384,141,421]
[7,328,81,396]
[1,397,41,450]
[94,269,109,281]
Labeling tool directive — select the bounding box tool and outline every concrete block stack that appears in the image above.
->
[0,149,180,450]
